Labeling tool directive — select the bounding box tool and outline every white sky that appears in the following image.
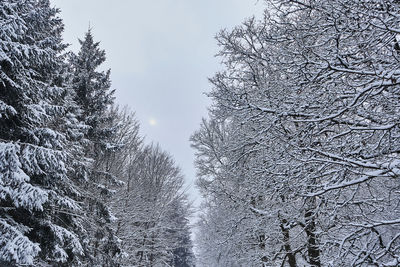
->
[51,0,264,208]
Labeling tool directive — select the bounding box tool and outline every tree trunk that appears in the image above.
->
[280,219,297,267]
[305,209,321,267]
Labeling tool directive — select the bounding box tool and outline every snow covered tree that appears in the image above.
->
[193,0,400,266]
[114,143,195,267]
[70,29,115,148]
[0,0,86,265]
[166,198,195,267]
[0,1,194,266]
[69,29,121,265]
[106,108,194,267]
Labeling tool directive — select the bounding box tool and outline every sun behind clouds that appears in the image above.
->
[149,118,157,126]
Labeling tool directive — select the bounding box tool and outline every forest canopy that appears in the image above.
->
[192,0,400,266]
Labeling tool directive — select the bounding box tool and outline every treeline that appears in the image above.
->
[0,1,194,266]
[192,0,400,266]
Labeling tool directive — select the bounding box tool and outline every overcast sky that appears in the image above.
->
[51,0,264,208]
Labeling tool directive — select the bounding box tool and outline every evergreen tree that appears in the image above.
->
[70,29,115,147]
[0,0,85,265]
[167,199,195,267]
[69,29,120,265]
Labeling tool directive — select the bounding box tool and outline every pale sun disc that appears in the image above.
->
[149,118,157,126]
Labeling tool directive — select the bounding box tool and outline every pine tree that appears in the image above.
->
[167,198,195,267]
[70,29,115,148]
[0,0,85,265]
[69,29,120,265]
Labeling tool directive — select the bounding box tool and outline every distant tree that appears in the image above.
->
[167,198,196,267]
[114,143,195,267]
